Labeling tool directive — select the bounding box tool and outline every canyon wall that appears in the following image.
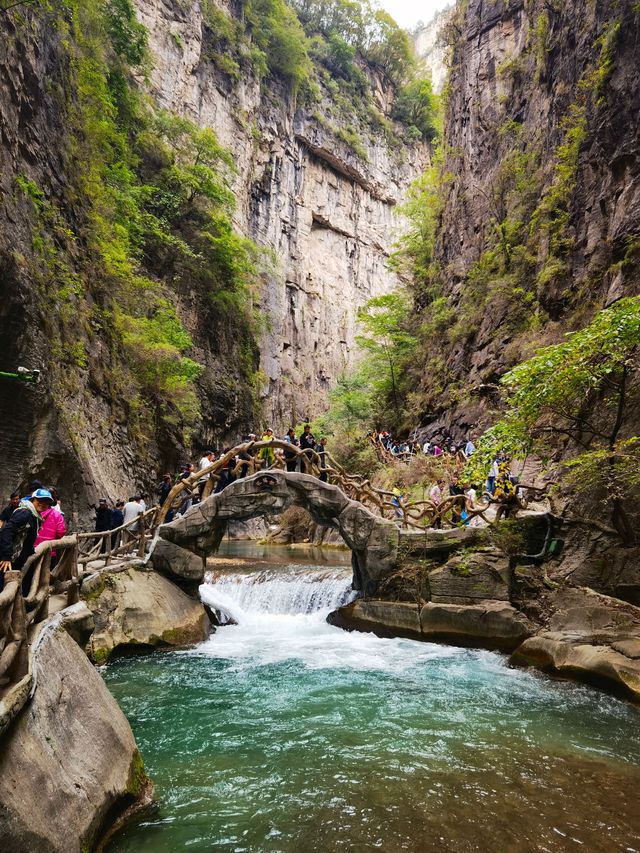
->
[417,0,640,436]
[135,0,428,430]
[0,0,427,515]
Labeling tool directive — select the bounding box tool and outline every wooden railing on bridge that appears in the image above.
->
[0,508,160,722]
[0,535,79,696]
[157,439,543,531]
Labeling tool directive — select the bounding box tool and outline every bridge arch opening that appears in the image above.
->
[153,471,399,596]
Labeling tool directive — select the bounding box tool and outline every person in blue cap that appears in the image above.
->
[0,488,53,594]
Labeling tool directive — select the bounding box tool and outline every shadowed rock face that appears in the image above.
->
[153,472,399,596]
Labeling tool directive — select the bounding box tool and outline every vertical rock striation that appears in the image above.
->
[419,0,640,434]
[135,0,429,427]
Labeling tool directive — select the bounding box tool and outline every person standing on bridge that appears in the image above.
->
[259,429,276,468]
[299,424,316,473]
[283,428,299,472]
[35,494,66,565]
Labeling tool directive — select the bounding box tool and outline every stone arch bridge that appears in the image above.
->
[151,471,400,596]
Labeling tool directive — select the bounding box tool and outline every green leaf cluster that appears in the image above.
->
[16,0,264,447]
[466,297,640,530]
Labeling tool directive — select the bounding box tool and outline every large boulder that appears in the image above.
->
[150,537,205,583]
[420,601,534,651]
[83,566,210,664]
[328,598,533,651]
[428,551,511,603]
[0,621,149,852]
[328,599,422,639]
[512,587,640,701]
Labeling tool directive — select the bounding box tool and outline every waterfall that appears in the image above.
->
[200,567,356,624]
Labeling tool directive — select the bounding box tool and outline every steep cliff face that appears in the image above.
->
[417,0,640,435]
[136,0,428,428]
[0,0,427,515]
[413,5,452,94]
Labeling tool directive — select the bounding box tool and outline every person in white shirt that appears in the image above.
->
[122,496,143,541]
[197,451,214,500]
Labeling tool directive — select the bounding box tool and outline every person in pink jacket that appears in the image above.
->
[34,501,66,566]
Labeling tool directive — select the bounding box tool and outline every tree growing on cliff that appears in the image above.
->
[469,297,640,544]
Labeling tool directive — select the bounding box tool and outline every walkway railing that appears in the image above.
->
[157,440,545,530]
[77,506,159,568]
[0,535,80,715]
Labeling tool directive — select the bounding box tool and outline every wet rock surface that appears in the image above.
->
[512,588,640,701]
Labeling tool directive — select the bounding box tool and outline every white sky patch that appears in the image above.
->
[377,0,452,30]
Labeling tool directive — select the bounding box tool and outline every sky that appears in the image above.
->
[378,0,452,31]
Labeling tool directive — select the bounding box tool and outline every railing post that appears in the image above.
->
[138,513,146,559]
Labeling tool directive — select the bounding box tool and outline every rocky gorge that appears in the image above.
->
[0,0,428,517]
[1,0,640,849]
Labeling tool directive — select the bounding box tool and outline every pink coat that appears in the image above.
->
[35,506,66,549]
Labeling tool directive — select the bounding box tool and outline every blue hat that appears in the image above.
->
[28,488,54,504]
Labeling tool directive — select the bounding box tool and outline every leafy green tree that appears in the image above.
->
[392,77,440,142]
[468,297,640,544]
[355,292,417,423]
[363,9,413,85]
[246,0,311,90]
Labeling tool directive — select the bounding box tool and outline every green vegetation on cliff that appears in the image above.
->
[16,0,263,449]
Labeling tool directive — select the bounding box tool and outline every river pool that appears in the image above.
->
[104,545,640,852]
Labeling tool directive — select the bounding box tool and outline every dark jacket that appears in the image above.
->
[299,432,315,452]
[158,482,172,505]
[0,504,41,571]
[95,506,113,532]
[111,509,124,529]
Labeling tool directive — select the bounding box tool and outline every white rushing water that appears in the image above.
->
[197,568,465,673]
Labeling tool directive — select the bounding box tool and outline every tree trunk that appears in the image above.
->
[611,497,636,547]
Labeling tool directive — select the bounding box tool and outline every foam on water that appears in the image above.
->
[198,569,465,673]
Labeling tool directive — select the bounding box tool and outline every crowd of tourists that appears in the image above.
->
[0,425,520,590]
[0,483,65,594]
[156,425,329,519]
[369,430,477,460]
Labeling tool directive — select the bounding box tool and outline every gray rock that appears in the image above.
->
[420,601,533,651]
[399,526,489,557]
[0,627,148,852]
[329,600,422,640]
[428,552,511,603]
[511,587,640,702]
[150,537,205,582]
[83,567,209,663]
[157,471,398,595]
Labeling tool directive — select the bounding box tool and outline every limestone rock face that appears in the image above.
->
[428,552,512,604]
[0,2,428,518]
[329,599,422,640]
[0,625,146,852]
[84,567,209,663]
[512,587,640,701]
[420,601,533,651]
[422,0,640,437]
[133,0,429,430]
[329,598,532,652]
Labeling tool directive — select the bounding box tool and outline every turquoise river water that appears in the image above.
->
[104,543,640,852]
